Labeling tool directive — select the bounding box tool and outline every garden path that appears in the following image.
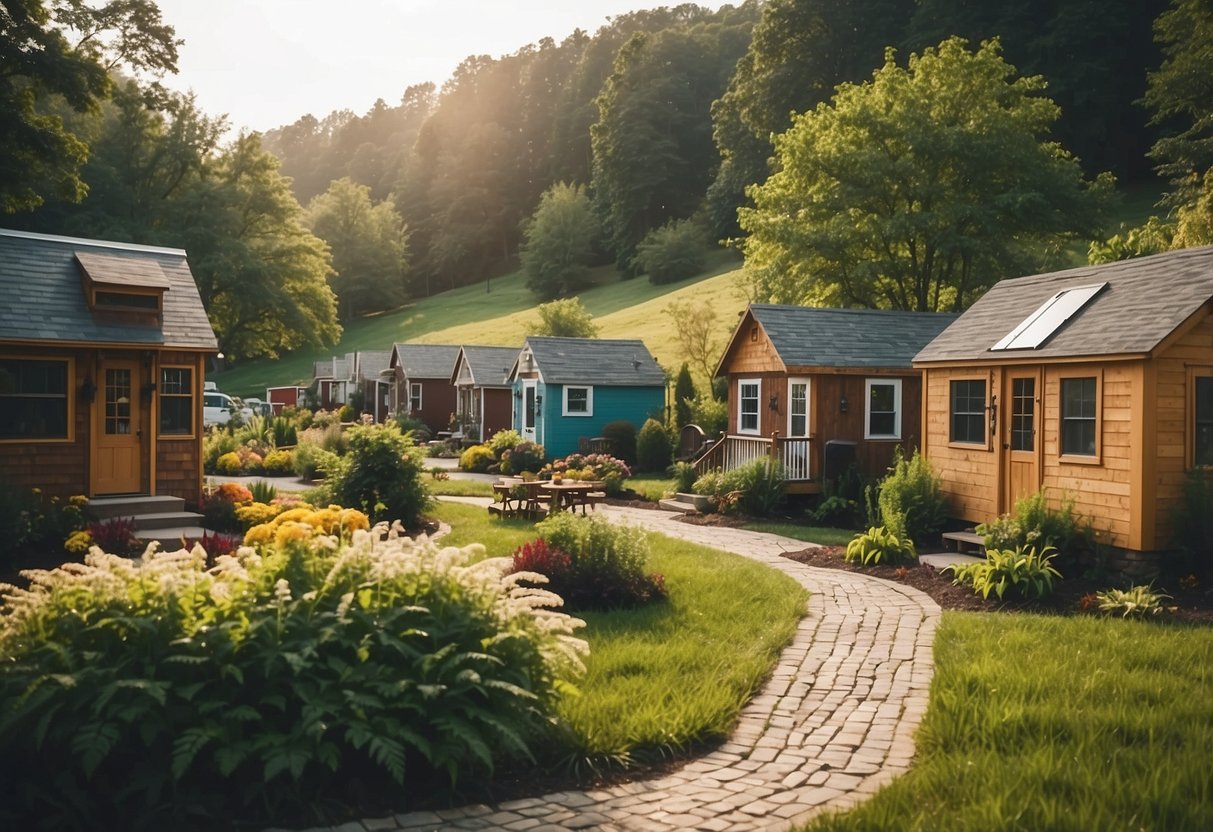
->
[281,502,940,832]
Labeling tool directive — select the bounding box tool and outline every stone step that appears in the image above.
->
[658,497,700,514]
[88,494,186,520]
[940,530,986,554]
[128,511,207,531]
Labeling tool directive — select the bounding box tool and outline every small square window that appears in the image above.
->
[865,379,902,440]
[950,379,986,445]
[563,386,592,416]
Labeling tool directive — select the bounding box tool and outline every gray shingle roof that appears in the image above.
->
[455,345,517,387]
[0,228,217,350]
[914,246,1213,363]
[746,305,958,370]
[354,350,391,380]
[521,337,665,386]
[390,343,461,379]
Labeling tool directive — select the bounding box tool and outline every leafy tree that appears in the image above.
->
[664,297,723,387]
[169,133,341,361]
[1088,216,1176,264]
[0,0,180,213]
[306,177,408,321]
[528,297,599,338]
[674,363,696,430]
[591,15,755,271]
[1143,0,1213,247]
[739,38,1113,312]
[520,182,599,300]
[634,218,708,285]
[707,0,913,237]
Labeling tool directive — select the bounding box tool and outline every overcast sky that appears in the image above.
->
[152,0,672,134]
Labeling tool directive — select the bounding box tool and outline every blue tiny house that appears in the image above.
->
[507,337,666,458]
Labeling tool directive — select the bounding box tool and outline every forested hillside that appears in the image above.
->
[5,0,1211,366]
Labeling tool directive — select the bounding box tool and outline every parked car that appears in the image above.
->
[203,392,254,427]
[242,397,272,418]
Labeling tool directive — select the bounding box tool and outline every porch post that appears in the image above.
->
[769,430,780,463]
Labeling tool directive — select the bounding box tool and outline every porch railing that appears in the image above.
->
[692,432,812,482]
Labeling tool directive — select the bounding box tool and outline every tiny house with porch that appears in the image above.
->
[507,337,666,458]
[0,228,217,506]
[914,246,1213,555]
[450,345,516,442]
[699,304,956,492]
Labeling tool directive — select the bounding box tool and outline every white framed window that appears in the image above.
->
[409,382,422,412]
[787,378,809,438]
[563,385,593,416]
[865,378,902,440]
[738,378,760,434]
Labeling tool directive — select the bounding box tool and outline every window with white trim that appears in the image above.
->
[865,378,902,440]
[159,366,194,436]
[738,379,760,434]
[563,385,593,416]
[788,379,809,437]
[1060,376,1098,457]
[409,382,422,412]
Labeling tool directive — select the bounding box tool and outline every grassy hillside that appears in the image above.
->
[213,180,1167,399]
[211,250,746,397]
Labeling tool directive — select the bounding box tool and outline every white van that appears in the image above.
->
[203,392,238,427]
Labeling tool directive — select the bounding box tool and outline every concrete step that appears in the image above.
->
[941,530,986,554]
[658,497,700,514]
[128,511,207,531]
[88,494,186,520]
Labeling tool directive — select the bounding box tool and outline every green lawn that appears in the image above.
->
[741,520,855,547]
[800,611,1213,832]
[429,500,809,768]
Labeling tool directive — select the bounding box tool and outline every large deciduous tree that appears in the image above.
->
[0,0,179,213]
[1143,0,1213,248]
[527,297,599,338]
[739,38,1112,312]
[306,177,408,321]
[520,181,599,300]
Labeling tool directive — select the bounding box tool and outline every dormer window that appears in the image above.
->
[76,250,168,321]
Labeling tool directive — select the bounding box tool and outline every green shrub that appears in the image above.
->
[635,418,673,473]
[687,391,727,436]
[531,513,664,610]
[270,416,298,447]
[0,487,87,559]
[325,422,431,528]
[633,218,708,285]
[845,526,917,566]
[977,489,1090,562]
[261,448,293,475]
[248,480,278,504]
[487,429,523,457]
[948,545,1062,600]
[731,458,787,517]
[393,412,432,444]
[1170,469,1213,579]
[0,530,587,828]
[291,441,337,481]
[673,363,695,430]
[672,461,697,494]
[202,428,239,474]
[337,403,356,422]
[1096,584,1172,618]
[877,447,946,546]
[460,444,496,473]
[601,420,637,465]
[500,441,546,476]
[692,468,734,513]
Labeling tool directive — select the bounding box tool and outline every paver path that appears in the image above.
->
[303,504,940,832]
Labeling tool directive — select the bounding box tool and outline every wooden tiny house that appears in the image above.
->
[387,344,460,435]
[450,345,516,442]
[914,246,1213,553]
[0,229,218,505]
[705,305,957,492]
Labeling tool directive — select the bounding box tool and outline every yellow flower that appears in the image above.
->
[64,530,94,553]
[243,523,276,546]
[273,507,313,526]
[305,508,341,534]
[340,508,370,534]
[274,521,313,546]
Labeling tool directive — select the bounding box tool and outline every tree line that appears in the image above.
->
[4,0,1210,361]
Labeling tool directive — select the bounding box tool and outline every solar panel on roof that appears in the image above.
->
[991,282,1107,351]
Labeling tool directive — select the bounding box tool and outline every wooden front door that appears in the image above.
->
[93,359,143,494]
[1002,369,1041,512]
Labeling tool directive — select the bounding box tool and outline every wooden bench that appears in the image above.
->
[941,530,985,554]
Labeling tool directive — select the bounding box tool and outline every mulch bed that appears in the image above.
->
[675,510,1213,625]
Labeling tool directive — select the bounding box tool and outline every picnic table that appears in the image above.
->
[489,479,551,520]
[540,480,606,515]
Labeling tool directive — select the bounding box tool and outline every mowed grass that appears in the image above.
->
[428,500,810,765]
[742,520,855,547]
[800,611,1213,832]
[212,249,745,398]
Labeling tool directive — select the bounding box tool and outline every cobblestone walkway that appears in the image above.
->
[300,504,940,832]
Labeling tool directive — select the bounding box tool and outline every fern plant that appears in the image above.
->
[948,545,1062,600]
[844,526,917,566]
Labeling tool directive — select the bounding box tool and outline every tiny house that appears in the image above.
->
[450,345,516,442]
[506,337,666,458]
[0,229,218,505]
[706,304,956,492]
[914,246,1213,553]
[387,343,460,435]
